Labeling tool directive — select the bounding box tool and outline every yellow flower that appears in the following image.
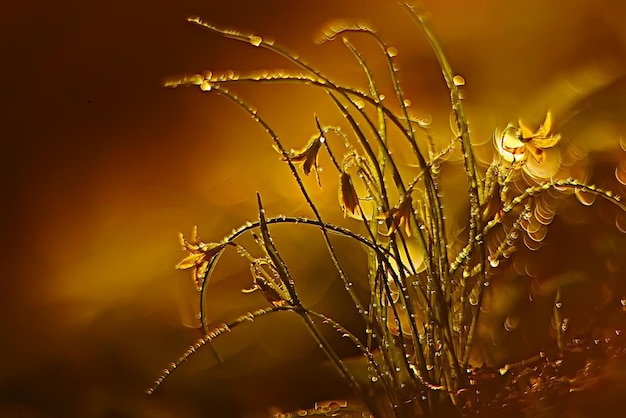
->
[175,226,225,291]
[498,111,561,165]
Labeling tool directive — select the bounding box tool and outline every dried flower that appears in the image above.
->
[380,195,414,237]
[242,258,290,307]
[285,133,325,186]
[498,111,561,165]
[175,226,225,291]
[339,171,361,218]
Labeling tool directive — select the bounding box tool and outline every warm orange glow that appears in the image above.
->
[4,1,626,416]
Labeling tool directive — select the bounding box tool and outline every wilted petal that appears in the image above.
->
[247,259,291,307]
[176,227,226,290]
[286,134,324,183]
[176,252,206,270]
[518,119,535,141]
[339,171,360,218]
[535,110,554,138]
[381,195,414,237]
[532,133,561,149]
[526,143,546,164]
[257,280,289,307]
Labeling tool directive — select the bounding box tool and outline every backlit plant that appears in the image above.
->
[149,4,626,417]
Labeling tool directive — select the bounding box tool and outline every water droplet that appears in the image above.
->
[250,35,263,46]
[453,75,465,86]
[426,364,434,371]
[200,80,212,91]
[371,376,379,382]
[188,74,203,85]
[575,187,596,206]
[555,301,562,309]
[403,99,412,107]
[386,46,398,57]
[560,317,569,332]
[489,257,500,268]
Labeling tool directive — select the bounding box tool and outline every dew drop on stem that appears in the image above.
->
[250,35,263,46]
[386,46,398,57]
[574,187,596,206]
[560,317,569,332]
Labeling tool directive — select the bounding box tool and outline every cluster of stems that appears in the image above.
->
[151,4,626,417]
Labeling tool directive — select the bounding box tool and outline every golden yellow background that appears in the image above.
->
[3,0,626,416]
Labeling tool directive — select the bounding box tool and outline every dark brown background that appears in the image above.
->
[3,1,626,417]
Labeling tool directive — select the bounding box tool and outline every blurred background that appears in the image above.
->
[2,0,626,416]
